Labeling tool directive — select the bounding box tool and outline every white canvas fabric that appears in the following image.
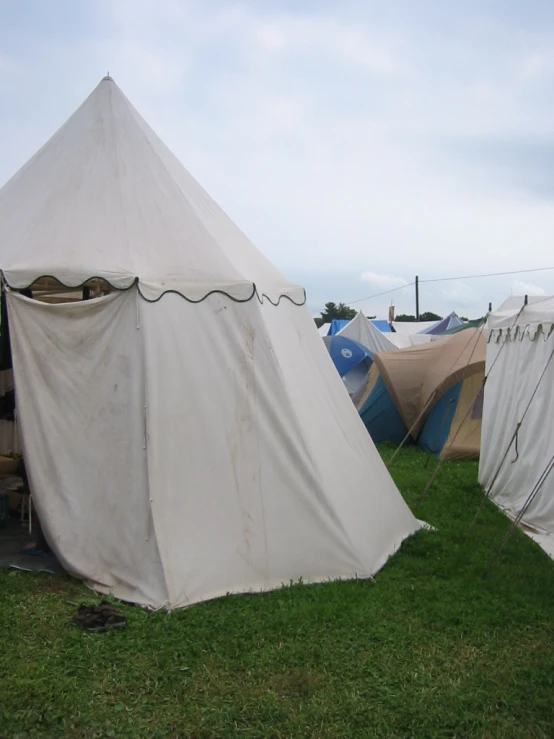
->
[495,295,553,313]
[386,333,435,349]
[480,302,554,553]
[337,312,396,353]
[391,321,438,335]
[487,297,554,331]
[0,77,303,305]
[7,290,169,605]
[318,322,330,337]
[0,76,422,609]
[8,289,421,608]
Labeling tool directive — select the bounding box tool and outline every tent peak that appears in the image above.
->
[0,72,304,304]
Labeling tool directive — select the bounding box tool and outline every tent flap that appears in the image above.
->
[6,289,169,607]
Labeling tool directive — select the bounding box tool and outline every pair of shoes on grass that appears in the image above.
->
[72,600,126,632]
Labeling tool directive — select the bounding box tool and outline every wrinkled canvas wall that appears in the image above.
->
[7,288,421,609]
[7,290,168,606]
[480,330,554,535]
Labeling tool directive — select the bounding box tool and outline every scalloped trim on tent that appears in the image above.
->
[489,324,554,344]
[0,272,307,306]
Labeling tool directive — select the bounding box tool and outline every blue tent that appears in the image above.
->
[418,379,484,458]
[419,312,463,335]
[357,373,408,444]
[354,328,486,459]
[418,382,462,455]
[371,319,393,333]
[323,335,374,397]
[323,335,373,376]
[327,319,351,336]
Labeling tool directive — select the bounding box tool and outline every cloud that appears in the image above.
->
[439,283,483,307]
[112,43,187,92]
[2,0,554,321]
[360,272,408,290]
[245,14,406,77]
[518,51,554,84]
[440,135,554,200]
[512,280,547,296]
[0,53,17,77]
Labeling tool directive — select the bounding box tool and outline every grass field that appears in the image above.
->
[1,445,553,738]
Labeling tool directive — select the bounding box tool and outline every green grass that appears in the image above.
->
[1,445,553,738]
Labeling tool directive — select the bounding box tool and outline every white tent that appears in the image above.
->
[387,321,436,349]
[386,332,435,349]
[480,298,554,559]
[391,320,438,335]
[495,295,550,312]
[0,77,421,608]
[337,311,396,353]
[318,322,330,337]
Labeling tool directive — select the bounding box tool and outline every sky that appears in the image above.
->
[1,0,554,319]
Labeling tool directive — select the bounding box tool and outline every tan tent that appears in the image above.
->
[355,328,487,460]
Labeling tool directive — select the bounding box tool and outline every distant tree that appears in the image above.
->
[460,316,469,322]
[318,302,357,325]
[394,311,443,323]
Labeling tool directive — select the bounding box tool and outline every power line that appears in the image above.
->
[348,281,414,305]
[421,265,554,284]
[344,265,554,306]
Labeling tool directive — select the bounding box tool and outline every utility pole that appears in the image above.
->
[415,275,420,321]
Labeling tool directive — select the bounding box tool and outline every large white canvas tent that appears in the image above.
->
[0,77,421,608]
[337,311,397,354]
[480,297,554,558]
